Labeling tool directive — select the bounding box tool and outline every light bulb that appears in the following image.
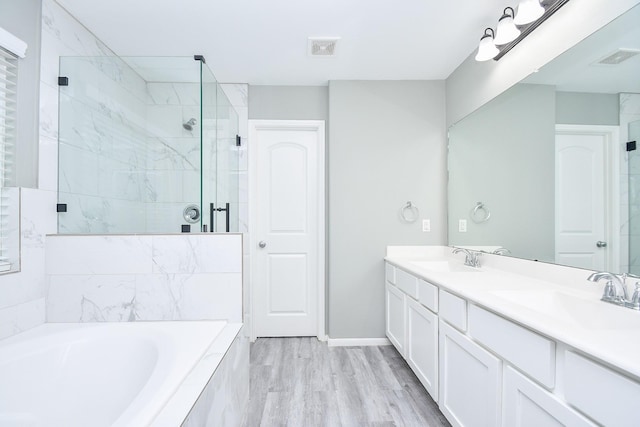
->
[514,0,545,25]
[494,8,521,45]
[475,29,499,62]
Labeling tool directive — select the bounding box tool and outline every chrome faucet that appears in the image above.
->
[587,271,640,310]
[452,247,482,268]
[587,272,628,303]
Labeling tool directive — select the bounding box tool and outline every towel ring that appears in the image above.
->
[401,201,419,223]
[470,202,491,224]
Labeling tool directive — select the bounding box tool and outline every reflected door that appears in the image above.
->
[251,120,325,337]
[555,131,607,270]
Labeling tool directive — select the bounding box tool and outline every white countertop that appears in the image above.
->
[385,246,640,380]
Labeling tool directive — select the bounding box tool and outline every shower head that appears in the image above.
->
[183,118,197,131]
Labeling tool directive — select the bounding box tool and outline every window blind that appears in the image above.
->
[0,47,17,271]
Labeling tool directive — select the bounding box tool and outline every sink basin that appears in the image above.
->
[489,289,639,329]
[409,260,480,273]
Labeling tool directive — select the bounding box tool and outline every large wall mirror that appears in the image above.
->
[448,4,640,275]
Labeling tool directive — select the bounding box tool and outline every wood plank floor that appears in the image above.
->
[243,337,451,427]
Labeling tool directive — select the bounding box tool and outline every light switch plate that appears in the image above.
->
[422,219,431,232]
[459,219,467,232]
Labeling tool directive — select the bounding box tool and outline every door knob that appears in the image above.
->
[258,241,267,249]
[596,241,607,248]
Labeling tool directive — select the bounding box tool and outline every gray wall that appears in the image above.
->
[329,80,447,338]
[556,92,619,125]
[249,85,328,120]
[0,0,41,188]
[448,84,556,262]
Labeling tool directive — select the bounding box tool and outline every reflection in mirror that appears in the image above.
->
[448,4,640,275]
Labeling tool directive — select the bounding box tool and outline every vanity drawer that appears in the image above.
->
[418,279,438,313]
[396,268,419,299]
[385,263,396,285]
[439,290,467,331]
[564,350,640,427]
[468,305,555,388]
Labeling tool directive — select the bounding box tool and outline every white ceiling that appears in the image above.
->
[55,0,509,85]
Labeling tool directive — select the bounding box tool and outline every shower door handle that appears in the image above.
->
[210,202,231,232]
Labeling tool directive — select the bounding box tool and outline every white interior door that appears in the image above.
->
[250,120,325,338]
[555,125,619,271]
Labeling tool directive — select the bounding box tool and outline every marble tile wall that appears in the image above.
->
[150,324,249,427]
[0,188,57,339]
[181,330,250,427]
[621,93,640,274]
[45,234,242,322]
[39,0,116,192]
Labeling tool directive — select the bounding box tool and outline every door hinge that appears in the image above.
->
[627,141,637,152]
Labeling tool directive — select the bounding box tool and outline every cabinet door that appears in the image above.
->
[385,283,406,355]
[439,320,501,427]
[564,350,640,427]
[407,298,438,402]
[504,366,595,427]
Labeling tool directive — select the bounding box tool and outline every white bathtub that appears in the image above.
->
[0,321,228,427]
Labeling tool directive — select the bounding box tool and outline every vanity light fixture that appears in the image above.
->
[494,7,520,45]
[474,0,571,62]
[475,28,500,62]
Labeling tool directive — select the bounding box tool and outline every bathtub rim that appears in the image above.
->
[0,320,235,427]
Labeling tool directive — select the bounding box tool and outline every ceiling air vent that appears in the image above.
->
[596,49,640,65]
[308,37,340,57]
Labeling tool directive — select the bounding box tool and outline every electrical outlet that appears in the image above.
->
[422,219,431,232]
[458,219,467,232]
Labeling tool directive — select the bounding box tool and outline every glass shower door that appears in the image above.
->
[200,61,217,232]
[215,87,240,232]
[629,119,640,274]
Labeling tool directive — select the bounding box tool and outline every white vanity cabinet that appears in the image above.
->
[385,258,640,427]
[385,263,439,401]
[385,282,406,355]
[406,297,438,400]
[439,320,502,427]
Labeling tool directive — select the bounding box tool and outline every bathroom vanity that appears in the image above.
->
[385,246,640,427]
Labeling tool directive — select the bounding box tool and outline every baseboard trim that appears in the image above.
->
[327,337,392,347]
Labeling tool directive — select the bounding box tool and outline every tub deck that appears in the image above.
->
[0,321,245,427]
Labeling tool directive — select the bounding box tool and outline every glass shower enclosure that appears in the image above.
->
[57,56,239,234]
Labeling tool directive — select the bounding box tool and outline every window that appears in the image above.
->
[0,27,26,273]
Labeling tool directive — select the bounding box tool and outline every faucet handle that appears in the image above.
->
[629,283,640,309]
[622,273,640,284]
[602,280,616,301]
[473,251,482,267]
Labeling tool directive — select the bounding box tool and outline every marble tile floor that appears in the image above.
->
[242,337,451,427]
